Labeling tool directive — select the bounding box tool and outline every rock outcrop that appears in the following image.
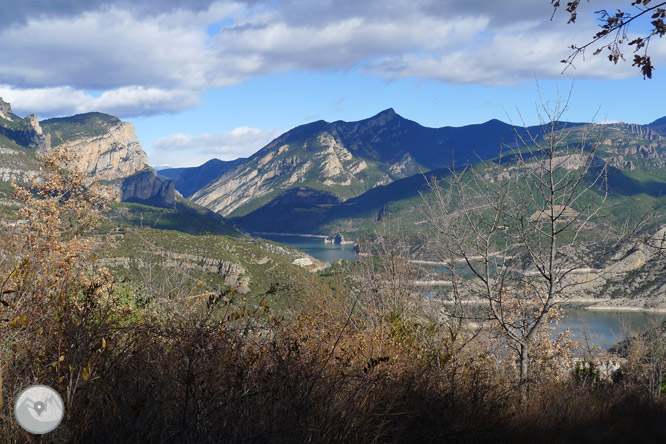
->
[192,128,375,216]
[99,253,250,293]
[0,104,50,152]
[0,165,38,183]
[40,112,172,206]
[192,125,389,216]
[23,115,50,151]
[51,120,149,182]
[121,170,176,207]
[0,97,12,119]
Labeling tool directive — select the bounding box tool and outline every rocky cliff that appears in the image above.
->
[191,109,565,218]
[65,121,149,181]
[0,97,12,119]
[0,102,173,207]
[121,169,176,207]
[0,107,50,152]
[99,253,250,293]
[0,101,49,191]
[192,127,381,216]
[41,113,149,181]
[38,111,177,206]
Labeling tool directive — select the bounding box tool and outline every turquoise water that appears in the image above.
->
[552,304,666,347]
[258,234,357,262]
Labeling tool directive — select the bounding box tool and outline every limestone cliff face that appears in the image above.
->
[192,129,381,216]
[24,115,51,151]
[0,104,171,208]
[121,170,176,207]
[99,253,250,293]
[0,97,12,119]
[60,121,149,181]
[0,108,50,152]
[39,112,174,206]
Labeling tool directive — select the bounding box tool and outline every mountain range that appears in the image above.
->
[172,109,666,236]
[158,157,246,198]
[5,100,666,304]
[4,99,666,240]
[189,108,563,218]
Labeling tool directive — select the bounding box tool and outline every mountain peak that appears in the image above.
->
[362,108,403,126]
[0,97,12,117]
[374,108,397,118]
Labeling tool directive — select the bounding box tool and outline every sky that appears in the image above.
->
[1,0,665,167]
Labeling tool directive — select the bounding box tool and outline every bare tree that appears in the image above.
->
[422,93,618,393]
[354,218,419,324]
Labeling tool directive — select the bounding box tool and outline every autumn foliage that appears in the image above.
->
[1,148,666,443]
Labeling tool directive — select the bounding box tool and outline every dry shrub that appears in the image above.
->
[2,148,666,443]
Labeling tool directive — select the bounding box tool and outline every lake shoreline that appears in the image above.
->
[255,232,358,263]
[253,231,328,239]
[563,297,666,313]
[255,232,357,245]
[438,297,666,313]
[585,305,666,313]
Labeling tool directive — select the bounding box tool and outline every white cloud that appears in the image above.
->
[0,6,221,91]
[366,28,640,86]
[0,0,218,27]
[0,86,91,117]
[0,85,200,118]
[149,126,282,167]
[87,87,202,116]
[0,0,659,117]
[212,14,489,75]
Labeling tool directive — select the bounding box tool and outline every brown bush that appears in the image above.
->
[2,148,666,443]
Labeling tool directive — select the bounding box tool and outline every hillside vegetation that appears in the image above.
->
[41,112,122,146]
[1,122,666,444]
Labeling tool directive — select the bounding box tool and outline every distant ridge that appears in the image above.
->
[159,158,247,198]
[191,108,576,217]
[650,115,666,130]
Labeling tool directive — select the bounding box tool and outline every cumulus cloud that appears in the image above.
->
[365,28,639,86]
[0,6,224,91]
[0,0,657,117]
[0,85,200,118]
[149,126,282,167]
[88,87,202,116]
[0,0,217,27]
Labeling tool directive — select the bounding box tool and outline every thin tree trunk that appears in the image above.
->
[519,343,529,400]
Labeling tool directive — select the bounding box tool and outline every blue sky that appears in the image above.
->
[0,0,665,167]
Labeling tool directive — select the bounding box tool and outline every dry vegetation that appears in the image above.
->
[1,147,666,443]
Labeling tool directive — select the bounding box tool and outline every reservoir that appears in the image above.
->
[553,304,666,347]
[259,235,666,347]
[257,233,357,262]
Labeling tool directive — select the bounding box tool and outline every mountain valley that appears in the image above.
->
[5,101,666,308]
